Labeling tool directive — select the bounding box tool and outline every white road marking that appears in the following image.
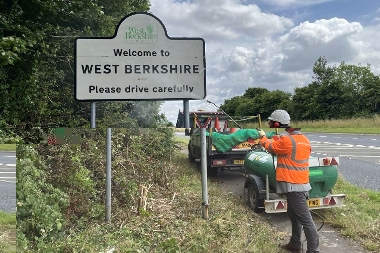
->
[339,155,380,157]
[0,163,16,166]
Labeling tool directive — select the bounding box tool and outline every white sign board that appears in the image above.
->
[75,12,206,101]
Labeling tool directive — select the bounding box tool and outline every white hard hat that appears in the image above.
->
[268,110,290,124]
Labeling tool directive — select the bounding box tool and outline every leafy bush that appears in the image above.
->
[16,145,69,251]
[0,122,22,144]
[17,128,179,251]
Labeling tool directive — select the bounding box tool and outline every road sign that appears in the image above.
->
[75,12,206,101]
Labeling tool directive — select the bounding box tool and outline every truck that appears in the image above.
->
[186,111,263,177]
[243,143,346,213]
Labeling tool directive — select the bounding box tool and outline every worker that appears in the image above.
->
[257,109,319,253]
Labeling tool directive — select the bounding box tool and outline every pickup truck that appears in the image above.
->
[188,128,263,177]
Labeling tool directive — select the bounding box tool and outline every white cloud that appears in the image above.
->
[253,0,332,9]
[150,0,294,40]
[279,18,362,71]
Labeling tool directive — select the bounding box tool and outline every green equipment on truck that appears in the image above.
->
[186,111,266,177]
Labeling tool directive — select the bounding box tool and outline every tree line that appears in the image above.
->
[220,57,380,121]
[0,0,172,143]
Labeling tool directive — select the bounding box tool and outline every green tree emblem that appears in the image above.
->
[147,24,153,35]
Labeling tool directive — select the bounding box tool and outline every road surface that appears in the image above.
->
[0,151,16,212]
[306,133,380,191]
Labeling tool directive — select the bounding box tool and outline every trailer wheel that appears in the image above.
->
[207,166,218,177]
[188,148,195,163]
[247,183,264,213]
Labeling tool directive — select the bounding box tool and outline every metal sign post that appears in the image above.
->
[106,128,112,222]
[90,102,96,128]
[183,100,189,129]
[200,127,209,219]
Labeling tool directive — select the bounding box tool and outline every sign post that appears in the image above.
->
[106,128,111,222]
[90,102,96,128]
[200,127,209,219]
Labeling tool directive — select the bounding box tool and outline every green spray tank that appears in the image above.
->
[244,147,339,198]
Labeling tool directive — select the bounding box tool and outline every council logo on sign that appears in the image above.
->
[126,24,158,43]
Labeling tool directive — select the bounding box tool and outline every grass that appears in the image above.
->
[316,178,380,252]
[37,153,284,252]
[0,144,16,151]
[243,114,380,134]
[0,212,16,253]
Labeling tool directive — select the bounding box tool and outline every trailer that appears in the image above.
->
[244,144,346,213]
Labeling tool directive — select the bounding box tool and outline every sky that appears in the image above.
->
[149,0,380,125]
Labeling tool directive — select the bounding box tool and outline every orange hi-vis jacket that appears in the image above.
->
[261,131,311,184]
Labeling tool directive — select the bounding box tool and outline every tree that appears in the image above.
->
[292,57,380,120]
[312,56,335,85]
[219,88,291,122]
[334,62,379,116]
[291,83,318,120]
[235,98,257,116]
[360,75,380,114]
[219,96,243,116]
[242,87,269,99]
[256,90,292,118]
[0,0,155,141]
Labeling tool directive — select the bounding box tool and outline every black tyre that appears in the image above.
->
[247,183,264,213]
[207,166,218,177]
[188,146,195,163]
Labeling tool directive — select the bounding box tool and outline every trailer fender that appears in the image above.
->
[244,174,266,200]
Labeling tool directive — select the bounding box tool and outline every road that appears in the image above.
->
[0,151,16,212]
[306,133,380,192]
[179,131,379,252]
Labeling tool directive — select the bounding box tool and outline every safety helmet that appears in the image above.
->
[268,109,290,125]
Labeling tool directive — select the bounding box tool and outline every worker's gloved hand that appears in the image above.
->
[256,128,266,138]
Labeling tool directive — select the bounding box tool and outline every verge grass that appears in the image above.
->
[244,114,380,134]
[0,212,16,253]
[41,152,284,252]
[316,177,380,252]
[294,115,380,134]
[0,144,16,151]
